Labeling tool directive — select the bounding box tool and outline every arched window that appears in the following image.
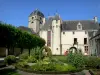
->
[32,17,34,19]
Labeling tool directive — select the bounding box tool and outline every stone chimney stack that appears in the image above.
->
[94,16,98,22]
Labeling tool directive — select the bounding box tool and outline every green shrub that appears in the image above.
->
[4,55,16,65]
[26,56,37,63]
[55,64,77,72]
[85,56,100,69]
[67,53,85,68]
[40,57,51,64]
[16,61,29,68]
[31,62,77,72]
[31,47,44,60]
[31,63,55,71]
[19,52,28,60]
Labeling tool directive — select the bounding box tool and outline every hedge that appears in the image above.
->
[0,22,45,55]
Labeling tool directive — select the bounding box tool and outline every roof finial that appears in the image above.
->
[55,10,58,15]
[36,8,38,11]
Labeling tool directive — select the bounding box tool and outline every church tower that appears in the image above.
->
[52,14,62,55]
[28,9,45,33]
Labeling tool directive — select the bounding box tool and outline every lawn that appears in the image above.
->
[0,68,20,75]
[52,55,67,62]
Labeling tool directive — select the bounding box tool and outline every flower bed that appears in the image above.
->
[15,59,82,74]
[15,65,82,74]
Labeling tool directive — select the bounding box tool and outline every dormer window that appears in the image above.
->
[78,25,81,29]
[77,22,82,30]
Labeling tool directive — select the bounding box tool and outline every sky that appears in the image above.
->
[0,0,100,27]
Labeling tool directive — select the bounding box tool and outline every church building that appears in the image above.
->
[28,9,99,55]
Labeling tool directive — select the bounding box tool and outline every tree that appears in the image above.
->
[0,21,46,56]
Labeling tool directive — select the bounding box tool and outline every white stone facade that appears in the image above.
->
[28,9,99,55]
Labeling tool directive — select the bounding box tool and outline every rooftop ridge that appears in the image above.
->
[63,20,93,21]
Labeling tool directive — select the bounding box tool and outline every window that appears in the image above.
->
[31,21,34,23]
[84,46,88,53]
[32,17,34,19]
[85,31,87,34]
[84,38,87,44]
[49,25,52,29]
[74,38,77,44]
[63,32,65,34]
[73,31,75,34]
[77,22,82,30]
[40,21,42,24]
[56,20,58,23]
[40,17,42,20]
[78,25,81,29]
[47,31,51,47]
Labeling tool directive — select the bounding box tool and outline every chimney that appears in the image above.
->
[94,16,98,22]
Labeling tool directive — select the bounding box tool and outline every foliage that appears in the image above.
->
[26,56,37,63]
[85,56,100,69]
[19,52,29,60]
[67,53,100,69]
[4,55,16,65]
[40,57,51,64]
[31,63,55,71]
[55,64,77,72]
[0,68,20,75]
[66,53,85,68]
[0,22,45,53]
[16,61,29,68]
[30,62,77,72]
[19,47,46,63]
[31,47,44,60]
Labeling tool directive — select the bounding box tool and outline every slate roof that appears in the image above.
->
[62,20,99,31]
[41,15,61,30]
[88,31,95,37]
[29,9,44,17]
[17,26,37,35]
[41,17,53,30]
[95,28,100,36]
[41,19,99,31]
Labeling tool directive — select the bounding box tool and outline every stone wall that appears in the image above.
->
[0,47,29,57]
[0,47,6,57]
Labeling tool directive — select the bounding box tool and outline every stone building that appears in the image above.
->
[28,9,99,55]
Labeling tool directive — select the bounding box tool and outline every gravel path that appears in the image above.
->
[0,65,91,75]
[17,70,71,75]
[17,70,91,75]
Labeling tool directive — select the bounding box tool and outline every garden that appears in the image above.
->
[4,47,100,75]
[0,22,100,75]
